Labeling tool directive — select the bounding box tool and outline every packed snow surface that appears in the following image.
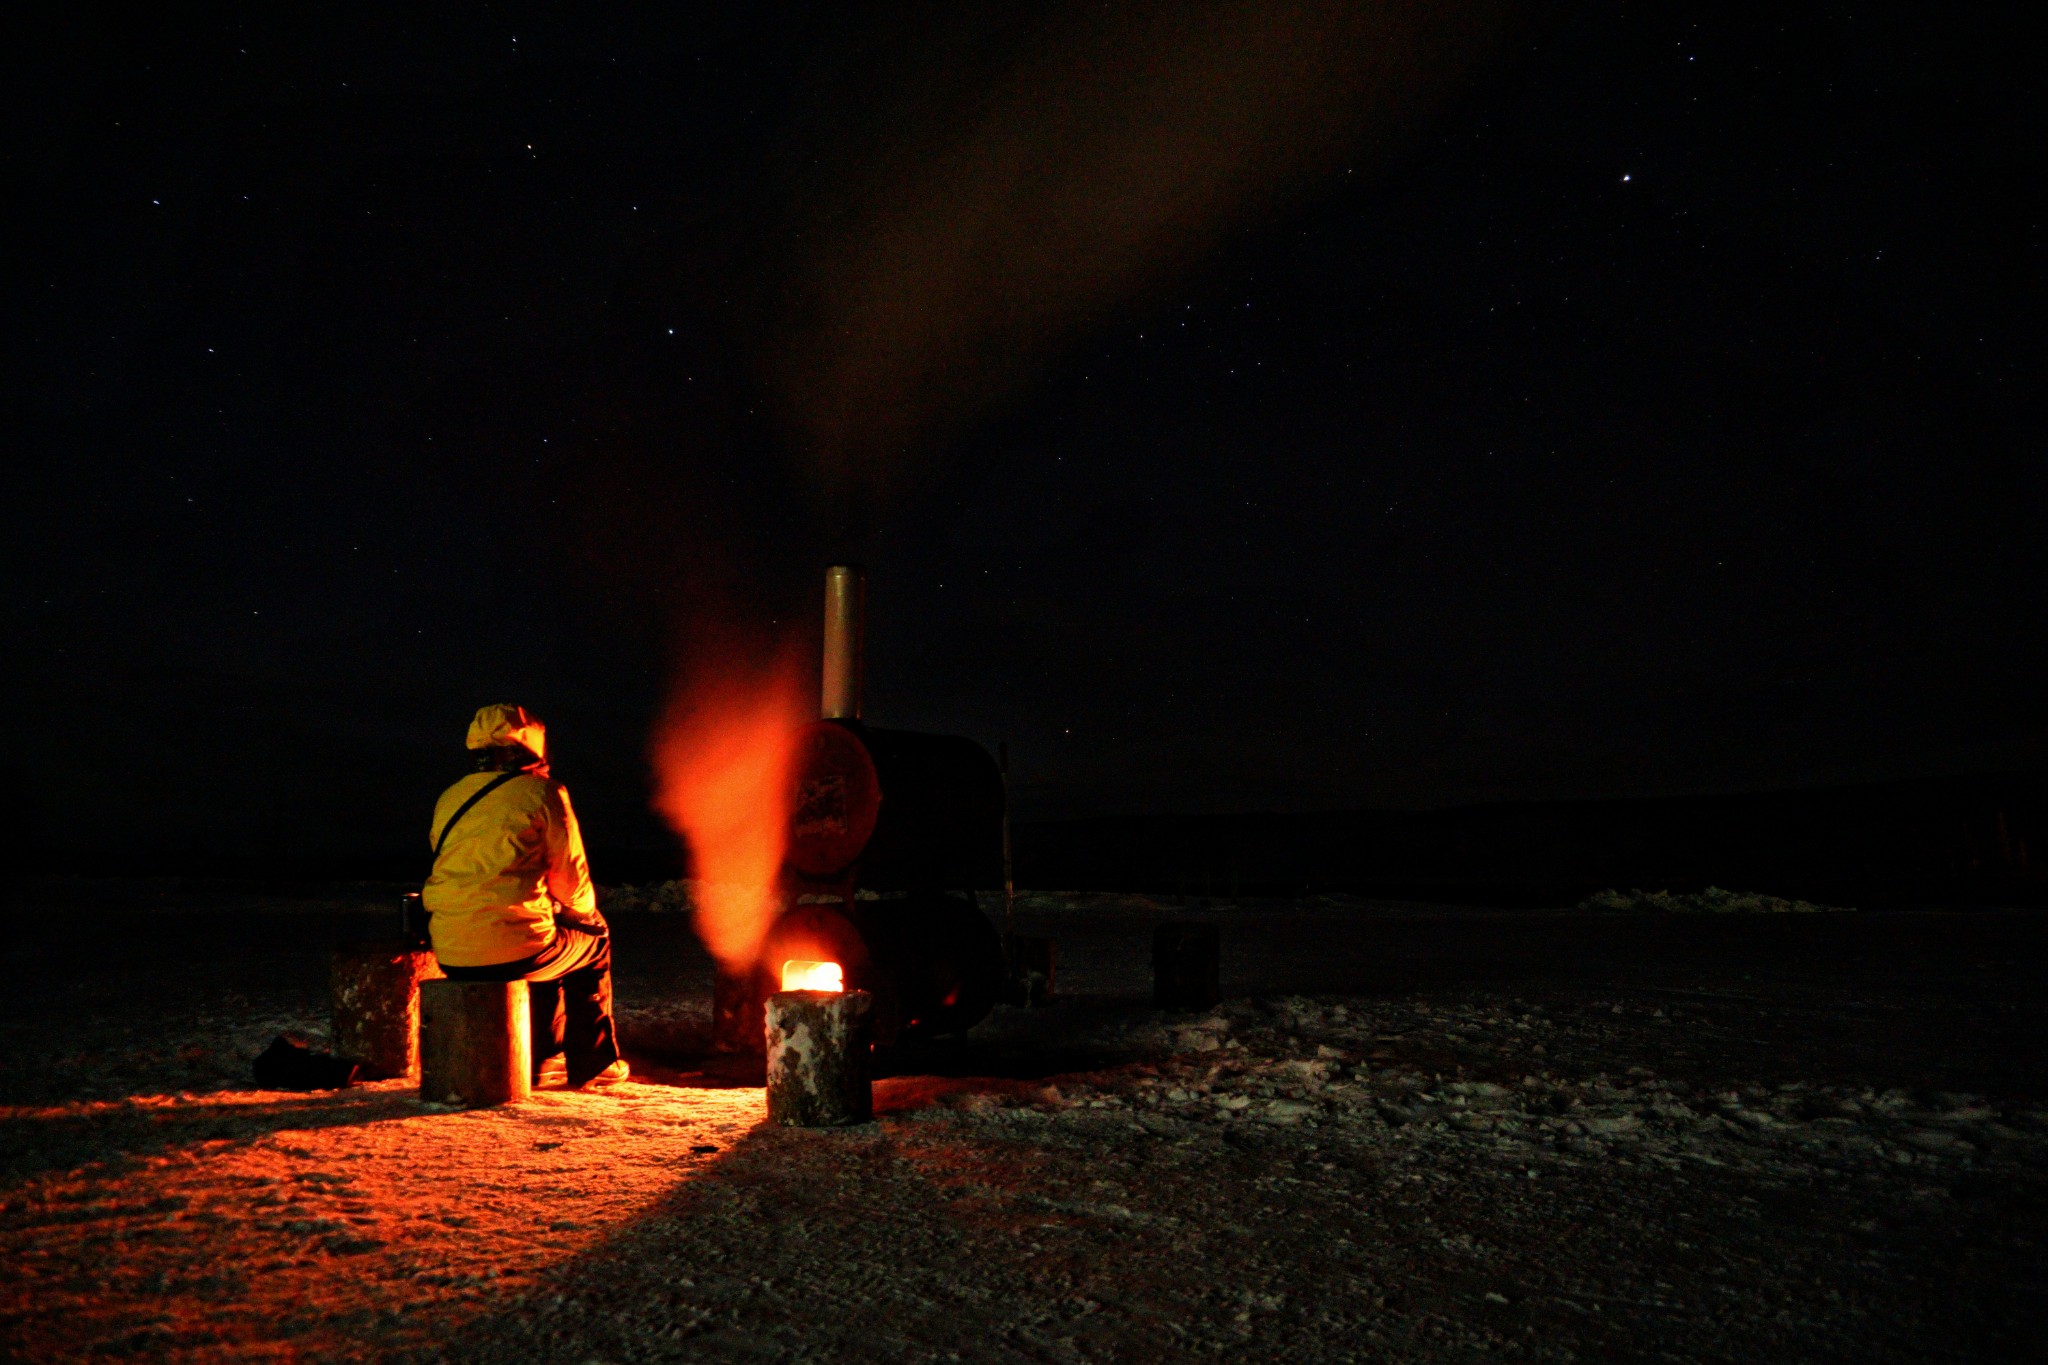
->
[3,886,2043,1361]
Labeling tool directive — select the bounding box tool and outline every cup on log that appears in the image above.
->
[330,938,442,1079]
[1153,921,1220,1010]
[764,989,873,1126]
[419,979,531,1107]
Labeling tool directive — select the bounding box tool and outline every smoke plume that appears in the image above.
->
[769,0,1527,495]
[647,634,808,971]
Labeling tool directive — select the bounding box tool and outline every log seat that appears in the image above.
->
[418,979,531,1107]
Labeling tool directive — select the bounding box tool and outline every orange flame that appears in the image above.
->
[781,959,844,992]
[649,647,806,972]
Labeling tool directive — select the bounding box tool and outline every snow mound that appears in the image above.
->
[1578,885,1852,914]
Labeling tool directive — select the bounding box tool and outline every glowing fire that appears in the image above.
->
[649,646,806,972]
[781,959,844,992]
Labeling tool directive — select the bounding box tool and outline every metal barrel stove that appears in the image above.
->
[711,566,1010,1051]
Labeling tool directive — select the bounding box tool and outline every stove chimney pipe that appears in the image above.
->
[821,565,866,720]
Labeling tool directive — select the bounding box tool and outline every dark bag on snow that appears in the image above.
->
[252,1034,361,1091]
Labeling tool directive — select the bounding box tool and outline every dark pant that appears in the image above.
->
[438,919,620,1086]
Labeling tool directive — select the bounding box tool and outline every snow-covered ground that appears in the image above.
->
[3,887,2044,1361]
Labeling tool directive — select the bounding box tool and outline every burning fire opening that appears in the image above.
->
[781,959,844,993]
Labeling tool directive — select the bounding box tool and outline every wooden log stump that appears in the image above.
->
[329,938,442,1079]
[419,979,531,1107]
[1003,933,1057,1007]
[764,989,873,1126]
[1153,921,1220,1010]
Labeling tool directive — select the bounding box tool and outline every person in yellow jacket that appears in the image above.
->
[424,704,627,1089]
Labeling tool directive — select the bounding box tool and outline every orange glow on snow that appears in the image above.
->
[0,1081,762,1360]
[781,959,843,992]
[650,649,807,972]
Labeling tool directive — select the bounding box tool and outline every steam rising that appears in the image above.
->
[648,644,807,972]
[772,0,1524,492]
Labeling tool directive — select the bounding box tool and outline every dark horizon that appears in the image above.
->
[14,3,2044,865]
[27,765,2044,921]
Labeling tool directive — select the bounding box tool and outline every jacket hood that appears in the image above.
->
[465,703,547,762]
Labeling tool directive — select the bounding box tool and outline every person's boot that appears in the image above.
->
[579,1059,630,1090]
[533,1054,569,1088]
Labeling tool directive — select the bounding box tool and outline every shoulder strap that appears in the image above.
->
[435,771,525,856]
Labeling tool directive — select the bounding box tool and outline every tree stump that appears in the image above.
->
[1003,933,1057,1007]
[419,979,531,1107]
[764,989,873,1126]
[329,938,442,1079]
[1153,921,1220,1010]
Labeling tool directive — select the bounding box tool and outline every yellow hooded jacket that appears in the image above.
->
[423,772,597,966]
[423,705,599,968]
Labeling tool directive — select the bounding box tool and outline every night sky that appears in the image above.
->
[14,3,2044,871]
